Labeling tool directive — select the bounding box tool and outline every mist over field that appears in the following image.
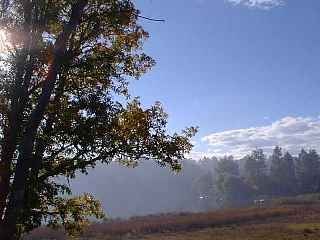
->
[70,145,320,219]
[71,160,216,218]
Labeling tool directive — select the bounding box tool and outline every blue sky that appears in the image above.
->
[131,0,320,158]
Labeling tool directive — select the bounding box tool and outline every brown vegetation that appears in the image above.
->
[25,204,319,239]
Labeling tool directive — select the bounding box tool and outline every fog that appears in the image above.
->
[71,160,216,218]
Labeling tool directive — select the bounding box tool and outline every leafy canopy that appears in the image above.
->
[0,0,196,237]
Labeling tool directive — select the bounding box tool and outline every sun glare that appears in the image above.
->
[0,29,10,53]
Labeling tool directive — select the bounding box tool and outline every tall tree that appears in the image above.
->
[281,151,297,195]
[216,156,239,176]
[192,172,216,211]
[243,149,268,194]
[214,156,252,207]
[219,174,254,208]
[296,149,320,194]
[270,146,282,178]
[0,1,196,239]
[215,156,239,194]
[269,146,283,195]
[296,149,308,193]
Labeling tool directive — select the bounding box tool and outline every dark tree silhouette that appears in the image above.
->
[0,1,196,239]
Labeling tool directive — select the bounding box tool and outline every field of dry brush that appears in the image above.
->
[24,202,320,240]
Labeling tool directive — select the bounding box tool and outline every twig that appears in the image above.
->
[137,15,165,22]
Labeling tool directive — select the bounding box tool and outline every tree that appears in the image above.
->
[281,152,297,195]
[191,172,216,211]
[215,156,239,193]
[216,156,239,176]
[269,147,297,196]
[214,156,252,207]
[219,174,254,208]
[296,149,320,194]
[243,149,268,194]
[270,146,282,179]
[0,1,196,239]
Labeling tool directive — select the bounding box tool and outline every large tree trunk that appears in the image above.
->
[0,1,87,239]
[0,133,15,217]
[0,52,29,216]
[0,0,34,217]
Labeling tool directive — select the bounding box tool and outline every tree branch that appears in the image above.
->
[137,15,165,22]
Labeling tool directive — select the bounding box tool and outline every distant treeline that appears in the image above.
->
[70,147,320,217]
[197,147,320,208]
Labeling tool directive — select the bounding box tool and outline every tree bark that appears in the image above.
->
[0,52,29,218]
[0,0,34,218]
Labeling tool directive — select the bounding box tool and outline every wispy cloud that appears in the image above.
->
[227,0,285,9]
[194,116,320,159]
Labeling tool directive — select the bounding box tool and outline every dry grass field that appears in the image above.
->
[141,222,320,240]
[25,201,320,240]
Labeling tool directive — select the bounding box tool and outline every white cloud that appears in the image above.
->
[227,0,285,9]
[198,116,320,159]
[186,150,216,160]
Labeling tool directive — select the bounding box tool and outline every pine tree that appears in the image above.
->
[281,152,297,195]
[296,149,320,194]
[269,146,283,195]
[215,156,252,207]
[215,156,240,194]
[243,149,268,194]
[269,147,297,196]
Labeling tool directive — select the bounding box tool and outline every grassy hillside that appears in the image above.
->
[25,202,320,240]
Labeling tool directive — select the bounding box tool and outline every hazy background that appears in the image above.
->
[71,160,217,218]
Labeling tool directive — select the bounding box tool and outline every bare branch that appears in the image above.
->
[137,15,165,22]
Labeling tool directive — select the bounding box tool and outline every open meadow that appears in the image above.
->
[25,200,320,240]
